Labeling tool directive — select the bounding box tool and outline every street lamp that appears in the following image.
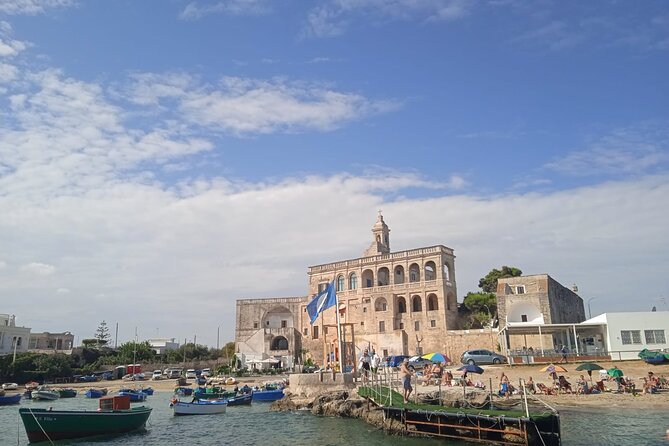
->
[587,297,597,319]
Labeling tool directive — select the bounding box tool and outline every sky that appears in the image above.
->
[0,0,668,348]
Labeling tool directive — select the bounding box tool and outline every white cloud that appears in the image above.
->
[0,62,18,82]
[545,122,669,176]
[20,262,56,276]
[305,0,470,38]
[179,0,271,20]
[56,287,70,294]
[0,0,74,15]
[0,21,29,57]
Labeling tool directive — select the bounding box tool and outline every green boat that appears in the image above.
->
[57,388,77,398]
[19,395,151,443]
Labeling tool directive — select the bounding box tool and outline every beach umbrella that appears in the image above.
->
[539,364,567,373]
[421,352,450,364]
[607,367,624,378]
[457,364,484,374]
[576,363,604,383]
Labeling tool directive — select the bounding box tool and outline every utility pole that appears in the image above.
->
[217,326,220,351]
[115,322,118,349]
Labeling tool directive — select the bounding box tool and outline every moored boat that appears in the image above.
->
[193,387,235,400]
[139,387,154,395]
[174,387,193,396]
[85,388,108,398]
[251,388,284,402]
[118,390,147,402]
[2,382,18,390]
[226,393,252,406]
[57,388,77,398]
[31,386,60,401]
[171,398,227,416]
[638,348,667,364]
[0,393,21,405]
[19,395,151,443]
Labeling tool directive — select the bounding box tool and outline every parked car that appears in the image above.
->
[164,368,182,379]
[408,357,433,371]
[385,355,409,368]
[185,369,197,379]
[201,368,211,377]
[152,370,163,380]
[460,349,507,365]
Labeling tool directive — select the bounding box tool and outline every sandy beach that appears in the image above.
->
[27,359,669,410]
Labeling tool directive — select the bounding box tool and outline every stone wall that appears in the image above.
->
[547,276,585,323]
[441,328,500,364]
[288,372,357,398]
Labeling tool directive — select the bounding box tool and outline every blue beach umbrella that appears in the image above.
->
[457,364,484,374]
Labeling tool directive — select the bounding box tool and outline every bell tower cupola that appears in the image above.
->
[363,211,390,256]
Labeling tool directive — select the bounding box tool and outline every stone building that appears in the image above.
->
[496,274,586,352]
[28,331,74,353]
[235,213,459,368]
[0,314,30,355]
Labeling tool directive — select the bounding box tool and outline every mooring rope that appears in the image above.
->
[28,408,55,445]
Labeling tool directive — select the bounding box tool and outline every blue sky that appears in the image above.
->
[0,0,667,347]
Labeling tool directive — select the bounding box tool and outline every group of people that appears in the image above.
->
[357,348,383,384]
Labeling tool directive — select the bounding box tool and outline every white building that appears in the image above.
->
[0,314,31,355]
[148,338,180,355]
[586,311,669,360]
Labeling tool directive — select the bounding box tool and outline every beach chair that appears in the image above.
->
[536,383,556,395]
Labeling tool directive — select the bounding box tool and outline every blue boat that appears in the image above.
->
[85,389,108,398]
[251,389,284,402]
[175,387,193,396]
[0,393,21,405]
[226,393,252,406]
[118,390,147,402]
[139,387,154,395]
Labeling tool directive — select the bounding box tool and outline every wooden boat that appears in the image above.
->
[638,348,667,364]
[226,393,252,406]
[0,393,21,405]
[118,390,147,402]
[171,398,227,416]
[25,381,40,391]
[19,395,151,443]
[31,386,60,401]
[2,382,18,390]
[85,388,108,398]
[57,388,77,398]
[251,388,284,402]
[139,387,154,395]
[174,387,193,396]
[193,387,235,400]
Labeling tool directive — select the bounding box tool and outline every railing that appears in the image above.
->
[309,246,454,273]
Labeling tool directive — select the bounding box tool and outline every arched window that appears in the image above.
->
[443,263,452,281]
[394,265,405,284]
[409,263,420,282]
[349,273,358,290]
[397,296,406,314]
[447,292,456,311]
[375,297,388,312]
[411,295,422,312]
[425,261,436,281]
[337,275,345,292]
[362,269,374,288]
[427,293,438,311]
[377,267,390,286]
[270,336,289,350]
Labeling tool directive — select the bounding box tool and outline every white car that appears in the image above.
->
[151,370,163,380]
[201,368,211,377]
[186,369,197,379]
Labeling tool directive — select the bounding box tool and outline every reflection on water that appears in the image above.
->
[0,392,667,445]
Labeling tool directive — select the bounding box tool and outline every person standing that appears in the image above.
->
[359,348,371,384]
[400,358,413,403]
[370,350,381,382]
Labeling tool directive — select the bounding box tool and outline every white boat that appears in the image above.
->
[171,398,227,416]
[31,386,60,401]
[2,383,18,390]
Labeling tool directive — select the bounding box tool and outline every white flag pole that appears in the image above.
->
[334,281,345,375]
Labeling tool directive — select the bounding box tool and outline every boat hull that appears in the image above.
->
[58,389,77,398]
[251,389,284,402]
[226,393,252,406]
[172,400,227,415]
[85,389,107,398]
[0,394,21,405]
[19,407,152,443]
[31,391,60,401]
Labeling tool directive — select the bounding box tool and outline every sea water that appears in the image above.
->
[0,392,667,446]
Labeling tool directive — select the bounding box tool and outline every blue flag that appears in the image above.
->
[307,281,337,325]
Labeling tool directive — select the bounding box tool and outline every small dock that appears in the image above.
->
[358,386,561,446]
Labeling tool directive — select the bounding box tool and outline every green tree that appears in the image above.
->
[478,266,522,293]
[115,341,155,363]
[463,292,497,328]
[94,321,111,347]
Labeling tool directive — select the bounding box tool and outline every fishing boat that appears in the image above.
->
[226,393,252,406]
[0,393,21,405]
[139,387,154,395]
[19,395,151,443]
[85,388,108,398]
[171,398,228,416]
[251,388,284,402]
[174,387,193,396]
[31,386,60,401]
[193,387,235,400]
[118,389,147,402]
[57,388,77,398]
[638,348,667,364]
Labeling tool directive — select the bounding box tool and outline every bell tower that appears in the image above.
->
[363,211,390,256]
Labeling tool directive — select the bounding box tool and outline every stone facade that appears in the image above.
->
[0,314,30,355]
[235,213,458,368]
[28,331,74,353]
[496,274,585,351]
